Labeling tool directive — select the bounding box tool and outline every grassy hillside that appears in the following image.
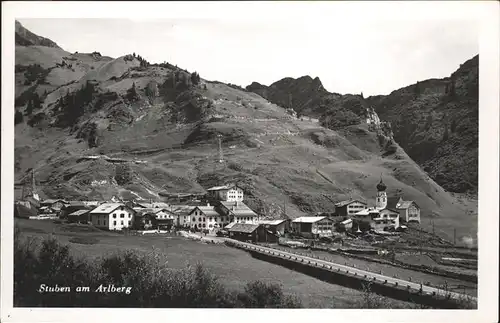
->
[246,56,478,196]
[13,22,477,245]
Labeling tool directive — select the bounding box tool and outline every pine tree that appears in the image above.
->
[414,81,421,96]
[25,99,33,116]
[450,118,457,133]
[449,80,456,98]
[191,71,200,85]
[442,124,449,142]
[32,93,41,110]
[15,110,24,124]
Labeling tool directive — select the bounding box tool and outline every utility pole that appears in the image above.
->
[453,228,456,246]
[217,134,224,163]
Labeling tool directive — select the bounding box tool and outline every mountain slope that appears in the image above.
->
[246,56,478,195]
[13,22,477,244]
[367,56,478,194]
[15,20,62,48]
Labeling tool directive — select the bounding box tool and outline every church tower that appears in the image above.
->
[375,177,387,209]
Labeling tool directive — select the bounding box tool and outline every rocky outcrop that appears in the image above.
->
[367,55,478,193]
[15,20,62,49]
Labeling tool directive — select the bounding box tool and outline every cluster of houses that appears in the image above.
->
[15,178,421,243]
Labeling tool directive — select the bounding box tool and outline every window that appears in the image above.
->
[198,217,202,222]
[203,218,206,222]
[113,221,116,225]
[203,223,206,228]
[113,214,116,218]
[128,221,131,226]
[128,214,131,218]
[209,224,213,228]
[209,217,212,222]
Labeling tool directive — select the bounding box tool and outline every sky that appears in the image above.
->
[16,4,479,96]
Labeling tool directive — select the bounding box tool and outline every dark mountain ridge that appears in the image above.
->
[246,56,479,194]
[15,20,62,49]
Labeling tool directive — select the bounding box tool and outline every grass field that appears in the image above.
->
[15,219,418,308]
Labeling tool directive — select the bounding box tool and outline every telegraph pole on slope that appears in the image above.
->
[217,134,224,163]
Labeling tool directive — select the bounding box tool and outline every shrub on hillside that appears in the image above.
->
[320,108,361,130]
[15,110,24,125]
[115,164,134,185]
[235,281,302,308]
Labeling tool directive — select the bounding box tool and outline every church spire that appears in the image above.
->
[377,174,387,192]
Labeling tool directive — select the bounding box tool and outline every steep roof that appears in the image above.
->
[206,184,242,191]
[292,216,326,223]
[228,223,260,234]
[190,206,220,217]
[14,203,37,218]
[68,209,90,216]
[220,201,257,217]
[42,199,67,204]
[90,203,129,214]
[258,219,287,226]
[135,202,171,209]
[354,208,379,216]
[335,199,367,207]
[387,197,417,210]
[169,205,195,215]
[224,222,237,229]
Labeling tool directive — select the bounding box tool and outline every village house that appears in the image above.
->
[40,199,68,212]
[291,216,335,238]
[227,223,277,243]
[218,201,259,224]
[336,218,353,232]
[206,184,244,202]
[189,205,229,230]
[387,197,421,223]
[169,205,194,227]
[133,213,157,230]
[257,219,289,235]
[334,199,368,217]
[14,202,38,218]
[133,207,175,220]
[90,203,135,231]
[16,196,40,210]
[67,209,90,224]
[59,202,89,219]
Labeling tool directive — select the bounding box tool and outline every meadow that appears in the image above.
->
[15,219,415,308]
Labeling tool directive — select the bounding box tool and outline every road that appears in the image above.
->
[225,239,477,303]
